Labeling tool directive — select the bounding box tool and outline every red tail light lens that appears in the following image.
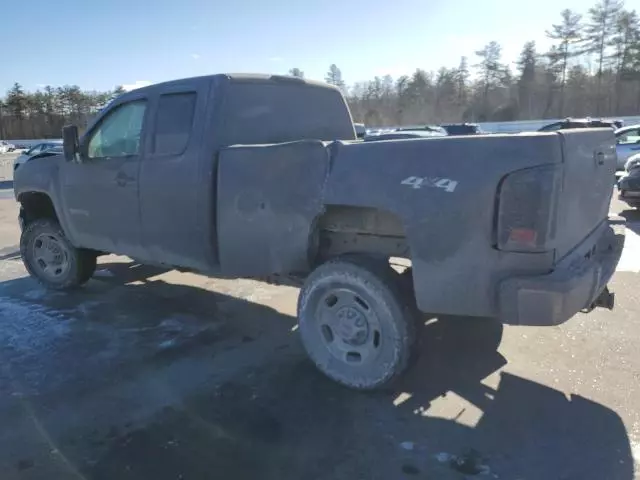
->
[496,165,561,252]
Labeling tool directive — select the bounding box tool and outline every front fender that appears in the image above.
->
[14,156,77,244]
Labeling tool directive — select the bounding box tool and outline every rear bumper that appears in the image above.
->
[498,217,625,326]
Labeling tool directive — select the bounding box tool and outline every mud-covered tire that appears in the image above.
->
[20,219,96,290]
[297,255,417,390]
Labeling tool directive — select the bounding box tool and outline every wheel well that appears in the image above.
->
[19,192,59,225]
[313,205,409,262]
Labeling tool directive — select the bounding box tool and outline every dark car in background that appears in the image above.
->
[617,153,640,208]
[440,123,485,135]
[614,124,640,170]
[354,123,367,139]
[538,118,624,132]
[13,141,63,170]
[618,166,640,209]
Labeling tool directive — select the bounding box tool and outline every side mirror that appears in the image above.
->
[62,125,80,162]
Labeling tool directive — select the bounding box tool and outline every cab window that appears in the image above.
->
[88,100,147,159]
[153,92,196,155]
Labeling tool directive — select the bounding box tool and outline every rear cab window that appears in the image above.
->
[152,92,197,155]
[222,82,355,145]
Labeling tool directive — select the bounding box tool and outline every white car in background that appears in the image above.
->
[615,124,640,170]
[0,141,15,154]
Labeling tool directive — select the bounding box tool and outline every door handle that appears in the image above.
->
[115,172,135,187]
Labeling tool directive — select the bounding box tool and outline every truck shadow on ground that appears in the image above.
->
[0,260,633,480]
[620,208,640,235]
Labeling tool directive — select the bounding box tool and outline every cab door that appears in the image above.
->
[137,77,211,269]
[60,97,148,257]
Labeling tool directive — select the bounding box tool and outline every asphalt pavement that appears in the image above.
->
[0,152,639,479]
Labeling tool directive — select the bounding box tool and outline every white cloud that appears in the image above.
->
[190,53,200,60]
[121,80,152,91]
[268,56,284,63]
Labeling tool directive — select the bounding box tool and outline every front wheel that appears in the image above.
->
[20,219,97,290]
[297,256,417,390]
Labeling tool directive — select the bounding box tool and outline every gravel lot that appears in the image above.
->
[1,152,639,479]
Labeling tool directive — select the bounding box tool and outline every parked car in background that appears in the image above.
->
[615,124,640,170]
[538,117,623,132]
[363,129,447,142]
[13,141,63,170]
[625,153,640,171]
[354,123,367,139]
[0,141,16,153]
[618,154,640,209]
[395,125,448,136]
[440,123,485,135]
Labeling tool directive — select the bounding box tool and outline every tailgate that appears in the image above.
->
[554,129,616,260]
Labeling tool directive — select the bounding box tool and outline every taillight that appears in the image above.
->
[496,165,561,252]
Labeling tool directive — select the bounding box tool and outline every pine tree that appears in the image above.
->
[583,0,623,114]
[325,64,345,90]
[288,68,304,78]
[454,57,470,104]
[546,9,583,116]
[475,41,505,113]
[5,83,28,137]
[517,41,538,118]
[611,10,640,111]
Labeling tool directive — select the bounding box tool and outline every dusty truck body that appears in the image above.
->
[14,74,625,389]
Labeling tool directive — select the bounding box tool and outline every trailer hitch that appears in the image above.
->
[582,286,615,313]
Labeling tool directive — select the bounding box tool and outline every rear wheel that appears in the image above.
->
[297,256,417,390]
[20,219,97,290]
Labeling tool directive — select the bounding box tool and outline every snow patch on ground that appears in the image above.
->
[0,296,72,353]
[632,441,640,463]
[0,296,75,393]
[617,223,640,273]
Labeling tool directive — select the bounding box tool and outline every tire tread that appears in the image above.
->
[20,219,96,290]
[297,254,417,390]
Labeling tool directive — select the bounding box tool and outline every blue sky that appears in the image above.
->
[1,0,590,93]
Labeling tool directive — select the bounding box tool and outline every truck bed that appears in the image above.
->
[215,130,618,321]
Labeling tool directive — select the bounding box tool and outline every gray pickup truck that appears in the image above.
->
[14,73,625,390]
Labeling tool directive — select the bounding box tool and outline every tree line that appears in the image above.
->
[0,84,124,140]
[1,0,639,139]
[295,0,640,126]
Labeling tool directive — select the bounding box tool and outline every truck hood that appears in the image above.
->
[13,153,64,201]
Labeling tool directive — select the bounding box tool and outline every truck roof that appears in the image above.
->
[122,73,337,97]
